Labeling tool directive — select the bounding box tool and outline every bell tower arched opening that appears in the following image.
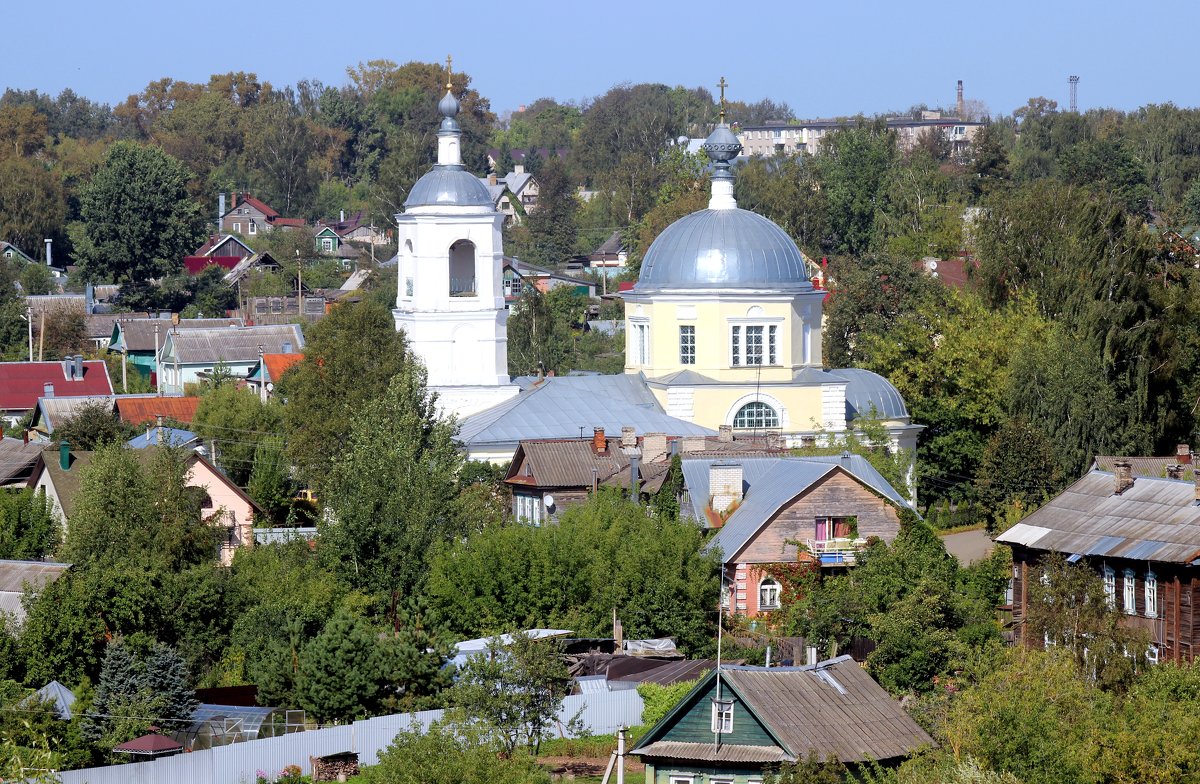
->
[449,240,476,296]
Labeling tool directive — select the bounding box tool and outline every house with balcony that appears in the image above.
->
[997,462,1200,664]
[690,454,912,617]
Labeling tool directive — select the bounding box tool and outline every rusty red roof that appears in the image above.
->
[184,256,241,276]
[272,217,307,228]
[115,396,202,426]
[235,194,279,219]
[0,362,113,412]
[263,353,304,382]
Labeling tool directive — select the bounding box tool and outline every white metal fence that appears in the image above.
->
[56,690,644,784]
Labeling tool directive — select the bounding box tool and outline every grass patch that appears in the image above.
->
[539,726,650,759]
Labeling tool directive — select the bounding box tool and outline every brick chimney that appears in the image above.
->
[1114,461,1134,495]
[1178,444,1193,465]
[621,426,637,449]
[643,433,668,464]
[718,425,734,443]
[682,435,707,454]
[592,427,607,455]
[710,463,744,514]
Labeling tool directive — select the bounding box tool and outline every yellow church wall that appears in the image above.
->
[648,382,828,432]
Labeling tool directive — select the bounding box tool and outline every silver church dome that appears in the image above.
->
[404,165,493,209]
[634,208,813,292]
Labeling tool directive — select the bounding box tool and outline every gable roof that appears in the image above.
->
[34,446,261,522]
[996,469,1200,564]
[114,395,202,426]
[505,438,672,493]
[162,324,303,365]
[457,375,713,448]
[109,318,244,353]
[696,455,912,561]
[0,361,114,412]
[194,234,253,257]
[1,241,35,263]
[262,353,303,382]
[230,194,279,219]
[633,658,932,764]
[31,395,116,435]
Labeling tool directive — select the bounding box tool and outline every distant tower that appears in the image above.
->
[956,80,964,118]
[1069,75,1080,113]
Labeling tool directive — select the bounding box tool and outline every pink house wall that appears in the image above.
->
[186,460,256,566]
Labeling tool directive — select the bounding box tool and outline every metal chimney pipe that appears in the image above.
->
[218,192,226,233]
[44,238,52,267]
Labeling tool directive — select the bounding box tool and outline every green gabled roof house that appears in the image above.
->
[631,657,932,784]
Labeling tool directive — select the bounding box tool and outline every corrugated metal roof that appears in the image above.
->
[0,437,45,485]
[110,318,243,352]
[114,396,202,426]
[996,470,1200,564]
[1095,455,1185,478]
[0,560,70,625]
[34,395,115,433]
[457,375,713,447]
[163,325,303,364]
[635,741,788,763]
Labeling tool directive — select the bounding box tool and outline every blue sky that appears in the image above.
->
[7,0,1192,119]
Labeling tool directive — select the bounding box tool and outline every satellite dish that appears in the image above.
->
[543,494,556,510]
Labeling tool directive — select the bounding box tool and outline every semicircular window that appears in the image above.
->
[732,401,779,429]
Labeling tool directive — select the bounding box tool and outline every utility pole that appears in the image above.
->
[1069,75,1080,113]
[296,249,302,311]
[37,309,45,361]
[25,305,33,361]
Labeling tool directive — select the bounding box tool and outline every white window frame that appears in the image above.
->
[1146,644,1160,665]
[233,222,242,234]
[729,321,779,367]
[669,777,695,784]
[1123,569,1137,615]
[321,237,334,252]
[1145,570,1158,618]
[1102,565,1115,609]
[679,325,695,365]
[733,401,780,430]
[710,700,734,733]
[758,578,781,610]
[248,221,257,235]
[630,321,650,366]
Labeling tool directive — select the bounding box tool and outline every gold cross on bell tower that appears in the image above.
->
[718,76,728,123]
[445,55,453,90]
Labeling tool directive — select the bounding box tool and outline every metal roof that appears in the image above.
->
[114,395,202,426]
[33,395,115,433]
[634,208,813,293]
[127,428,198,449]
[635,740,788,763]
[0,560,70,625]
[24,680,76,719]
[995,470,1200,563]
[686,454,911,558]
[633,657,933,764]
[1094,455,1188,478]
[456,375,714,448]
[404,165,494,209]
[0,437,46,485]
[162,325,304,365]
[110,318,243,353]
[837,367,910,420]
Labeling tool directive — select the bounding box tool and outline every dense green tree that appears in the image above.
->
[506,286,590,376]
[320,367,462,602]
[0,489,57,560]
[974,416,1061,525]
[765,753,848,784]
[192,385,282,486]
[736,152,826,254]
[427,491,719,654]
[0,157,66,256]
[84,641,196,751]
[51,400,135,449]
[276,300,410,486]
[817,121,897,255]
[511,157,578,265]
[246,437,292,526]
[73,141,206,284]
[297,611,391,723]
[450,631,573,755]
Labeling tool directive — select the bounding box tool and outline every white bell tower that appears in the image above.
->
[393,59,518,419]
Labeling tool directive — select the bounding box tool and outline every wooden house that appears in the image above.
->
[694,455,911,618]
[997,464,1200,663]
[630,658,932,783]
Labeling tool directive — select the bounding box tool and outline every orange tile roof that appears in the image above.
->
[263,353,304,382]
[115,396,202,426]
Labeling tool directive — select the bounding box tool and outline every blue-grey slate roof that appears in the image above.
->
[456,374,714,448]
[687,454,913,562]
[127,427,198,449]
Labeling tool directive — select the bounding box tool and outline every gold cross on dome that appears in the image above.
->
[718,76,728,122]
[445,55,453,90]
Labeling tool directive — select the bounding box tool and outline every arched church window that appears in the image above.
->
[449,240,476,296]
[733,401,779,429]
